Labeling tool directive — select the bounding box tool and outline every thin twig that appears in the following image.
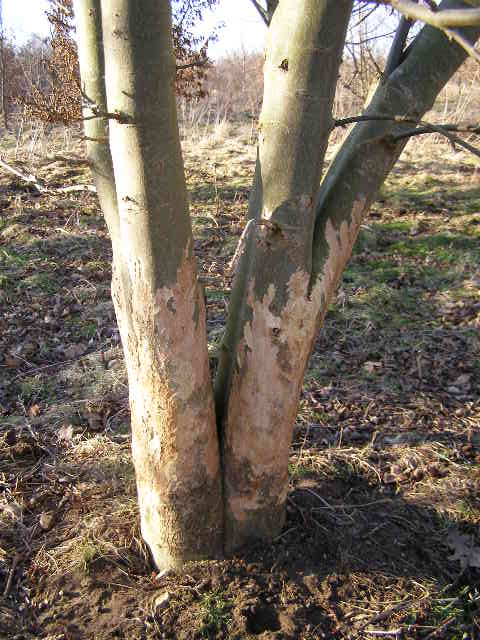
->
[423,615,456,639]
[0,157,46,192]
[3,553,21,597]
[333,115,480,160]
[356,595,430,636]
[377,1,480,28]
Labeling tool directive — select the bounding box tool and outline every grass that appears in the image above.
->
[407,584,480,639]
[81,541,101,573]
[197,590,232,639]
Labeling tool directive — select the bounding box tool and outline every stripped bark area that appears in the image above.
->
[312,199,366,323]
[223,198,364,550]
[112,247,222,569]
[223,271,316,550]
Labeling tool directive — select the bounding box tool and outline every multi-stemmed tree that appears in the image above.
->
[73,0,480,569]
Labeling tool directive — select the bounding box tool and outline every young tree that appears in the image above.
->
[74,0,480,569]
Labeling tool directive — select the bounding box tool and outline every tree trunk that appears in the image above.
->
[310,0,480,315]
[0,0,8,131]
[216,0,353,552]
[74,0,118,245]
[78,0,224,570]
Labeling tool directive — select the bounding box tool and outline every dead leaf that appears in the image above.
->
[57,424,74,441]
[453,373,471,390]
[364,361,382,374]
[64,343,86,359]
[87,413,103,431]
[39,511,56,531]
[447,530,480,570]
[4,353,22,368]
[29,404,41,417]
[427,463,447,478]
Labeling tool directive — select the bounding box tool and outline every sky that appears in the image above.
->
[2,0,268,57]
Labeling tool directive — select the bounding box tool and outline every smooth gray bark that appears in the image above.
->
[74,0,480,568]
[74,0,119,246]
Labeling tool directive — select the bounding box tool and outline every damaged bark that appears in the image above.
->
[216,0,353,551]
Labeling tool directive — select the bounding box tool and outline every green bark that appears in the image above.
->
[74,0,119,247]
[311,0,480,302]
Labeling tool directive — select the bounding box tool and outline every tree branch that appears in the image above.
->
[0,157,46,192]
[378,0,480,27]
[334,114,480,158]
[176,59,209,71]
[443,24,480,60]
[384,1,417,77]
[249,0,269,26]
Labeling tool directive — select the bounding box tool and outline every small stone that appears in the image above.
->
[4,428,16,445]
[153,592,170,615]
[39,511,56,531]
[155,569,173,581]
[107,359,122,371]
[447,386,461,395]
[64,343,86,359]
[412,468,424,482]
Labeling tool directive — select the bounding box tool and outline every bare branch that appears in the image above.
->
[334,114,480,159]
[384,1,417,77]
[378,0,480,27]
[249,0,269,26]
[176,59,209,71]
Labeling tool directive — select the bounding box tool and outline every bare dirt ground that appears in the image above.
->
[0,120,479,639]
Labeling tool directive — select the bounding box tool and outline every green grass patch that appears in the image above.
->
[0,248,28,267]
[17,376,54,404]
[197,590,232,639]
[22,272,58,293]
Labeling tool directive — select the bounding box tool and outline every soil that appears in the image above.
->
[0,121,479,639]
